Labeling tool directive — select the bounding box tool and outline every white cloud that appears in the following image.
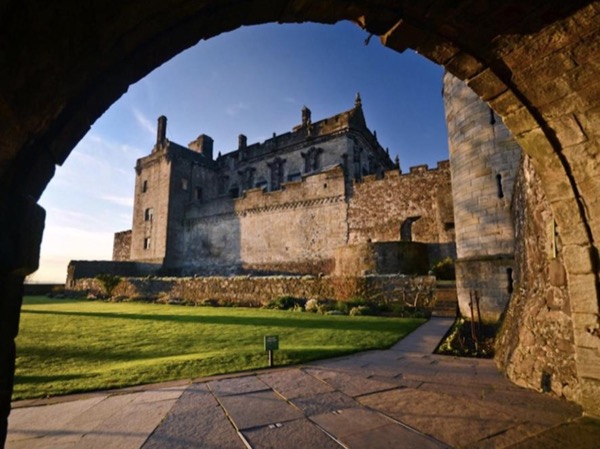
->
[132,107,156,136]
[99,195,134,207]
[226,101,250,116]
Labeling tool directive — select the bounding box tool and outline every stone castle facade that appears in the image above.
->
[111,95,456,276]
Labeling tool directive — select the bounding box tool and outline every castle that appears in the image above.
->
[110,95,456,276]
[65,78,584,406]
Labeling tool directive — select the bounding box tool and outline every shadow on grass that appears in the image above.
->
[15,373,96,383]
[22,309,423,333]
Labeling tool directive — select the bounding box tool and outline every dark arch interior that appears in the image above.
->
[2,2,600,441]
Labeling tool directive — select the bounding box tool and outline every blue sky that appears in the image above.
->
[34,21,448,283]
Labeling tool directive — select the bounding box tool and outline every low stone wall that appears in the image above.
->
[69,274,436,308]
[66,260,161,287]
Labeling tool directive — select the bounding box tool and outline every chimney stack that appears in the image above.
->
[188,134,214,159]
[156,115,167,147]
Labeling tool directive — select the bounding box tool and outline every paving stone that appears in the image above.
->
[143,383,245,449]
[311,407,447,449]
[290,391,360,416]
[7,396,108,444]
[476,388,581,426]
[258,368,334,399]
[208,375,269,397]
[507,417,600,449]
[359,387,519,447]
[218,390,303,430]
[242,418,341,449]
[304,368,396,397]
[465,422,549,449]
[74,389,182,449]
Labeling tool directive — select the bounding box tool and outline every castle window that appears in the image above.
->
[195,187,203,201]
[143,237,151,250]
[229,185,240,198]
[142,180,148,193]
[268,158,285,191]
[181,178,189,190]
[496,174,504,198]
[302,147,321,173]
[144,207,153,222]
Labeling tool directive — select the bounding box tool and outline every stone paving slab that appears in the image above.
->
[208,375,269,397]
[258,368,335,399]
[7,396,107,445]
[217,390,304,430]
[142,383,245,449]
[304,368,397,397]
[289,391,360,416]
[507,417,600,449]
[242,418,342,449]
[8,388,184,449]
[311,407,448,449]
[358,387,521,448]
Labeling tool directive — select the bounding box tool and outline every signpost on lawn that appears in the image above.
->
[264,335,279,367]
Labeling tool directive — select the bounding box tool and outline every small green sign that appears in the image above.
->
[264,335,279,351]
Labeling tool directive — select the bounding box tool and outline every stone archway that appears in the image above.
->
[2,1,600,442]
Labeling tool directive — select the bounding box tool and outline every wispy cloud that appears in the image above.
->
[283,96,296,104]
[226,102,250,116]
[132,107,156,136]
[99,195,134,207]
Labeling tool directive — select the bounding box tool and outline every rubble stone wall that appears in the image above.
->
[69,274,436,308]
[496,155,579,402]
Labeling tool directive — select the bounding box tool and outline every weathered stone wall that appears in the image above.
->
[496,155,579,402]
[179,167,348,275]
[69,274,436,308]
[112,230,131,261]
[334,241,429,276]
[444,72,522,322]
[347,162,455,248]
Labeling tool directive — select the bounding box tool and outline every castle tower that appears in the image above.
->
[443,72,522,323]
[130,116,174,264]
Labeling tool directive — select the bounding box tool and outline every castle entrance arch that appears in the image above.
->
[2,2,600,439]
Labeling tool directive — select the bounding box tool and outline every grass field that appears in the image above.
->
[14,297,425,400]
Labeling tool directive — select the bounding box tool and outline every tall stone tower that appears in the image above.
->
[443,72,522,323]
[130,116,217,267]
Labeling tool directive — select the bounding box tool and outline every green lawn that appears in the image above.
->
[14,296,425,400]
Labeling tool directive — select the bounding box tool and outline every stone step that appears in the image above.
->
[432,285,458,317]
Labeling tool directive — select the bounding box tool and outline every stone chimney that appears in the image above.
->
[188,134,214,159]
[156,115,167,147]
[238,134,247,150]
[302,106,311,127]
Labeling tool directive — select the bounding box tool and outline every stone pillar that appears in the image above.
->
[0,194,45,447]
